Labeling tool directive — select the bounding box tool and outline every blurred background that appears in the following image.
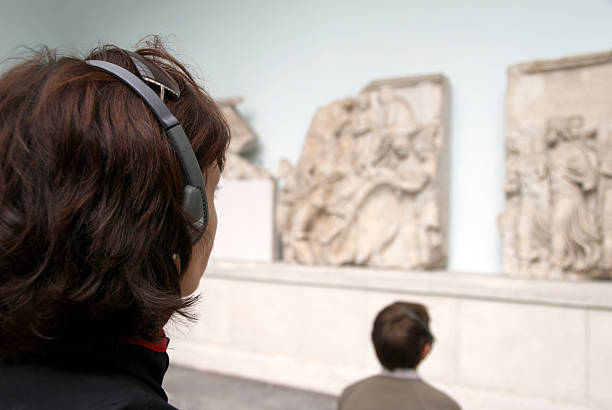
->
[3,1,612,409]
[4,0,612,272]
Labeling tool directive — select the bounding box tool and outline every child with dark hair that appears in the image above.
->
[0,37,230,409]
[338,302,460,410]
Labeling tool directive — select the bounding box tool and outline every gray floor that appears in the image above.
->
[163,365,598,410]
[163,365,338,410]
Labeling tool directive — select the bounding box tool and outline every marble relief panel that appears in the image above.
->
[278,75,449,270]
[500,51,612,279]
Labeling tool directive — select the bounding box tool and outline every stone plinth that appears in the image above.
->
[168,261,612,410]
[211,179,277,262]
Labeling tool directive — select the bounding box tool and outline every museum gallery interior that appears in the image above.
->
[2,2,612,409]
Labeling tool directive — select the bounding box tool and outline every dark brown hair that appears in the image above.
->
[371,301,433,370]
[0,37,230,358]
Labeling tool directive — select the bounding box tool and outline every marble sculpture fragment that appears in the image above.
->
[277,75,449,270]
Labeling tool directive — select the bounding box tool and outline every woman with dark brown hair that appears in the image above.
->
[0,37,230,409]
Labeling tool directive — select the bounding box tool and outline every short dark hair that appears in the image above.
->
[0,37,230,358]
[371,301,433,370]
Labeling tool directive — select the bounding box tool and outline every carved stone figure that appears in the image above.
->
[499,133,551,277]
[599,133,612,270]
[502,50,612,279]
[277,75,449,270]
[218,97,272,179]
[546,116,600,276]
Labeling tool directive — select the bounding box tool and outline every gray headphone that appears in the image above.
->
[86,52,207,244]
[405,311,434,344]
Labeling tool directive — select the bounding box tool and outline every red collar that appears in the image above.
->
[123,330,169,353]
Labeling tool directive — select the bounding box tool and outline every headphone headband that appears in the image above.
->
[125,51,180,100]
[86,59,178,129]
[85,54,208,243]
[404,311,434,343]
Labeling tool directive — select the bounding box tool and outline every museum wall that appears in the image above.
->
[3,0,608,273]
[4,2,612,408]
[0,1,68,59]
[168,261,612,409]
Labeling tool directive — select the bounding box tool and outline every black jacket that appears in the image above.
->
[0,338,177,409]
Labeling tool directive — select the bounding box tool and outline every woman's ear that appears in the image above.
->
[420,342,432,361]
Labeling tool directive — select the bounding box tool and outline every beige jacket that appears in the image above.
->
[338,374,460,410]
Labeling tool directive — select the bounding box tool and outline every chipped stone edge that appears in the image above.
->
[509,50,612,76]
[217,96,259,155]
[361,73,447,93]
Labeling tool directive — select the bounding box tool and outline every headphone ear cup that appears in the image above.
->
[86,58,209,244]
[183,185,207,243]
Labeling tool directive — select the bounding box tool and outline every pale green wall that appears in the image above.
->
[4,0,612,273]
[1,0,73,60]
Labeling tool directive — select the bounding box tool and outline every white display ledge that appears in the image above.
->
[172,260,612,408]
[207,260,612,310]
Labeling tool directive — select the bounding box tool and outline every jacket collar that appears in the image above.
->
[123,330,170,353]
[380,368,420,379]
